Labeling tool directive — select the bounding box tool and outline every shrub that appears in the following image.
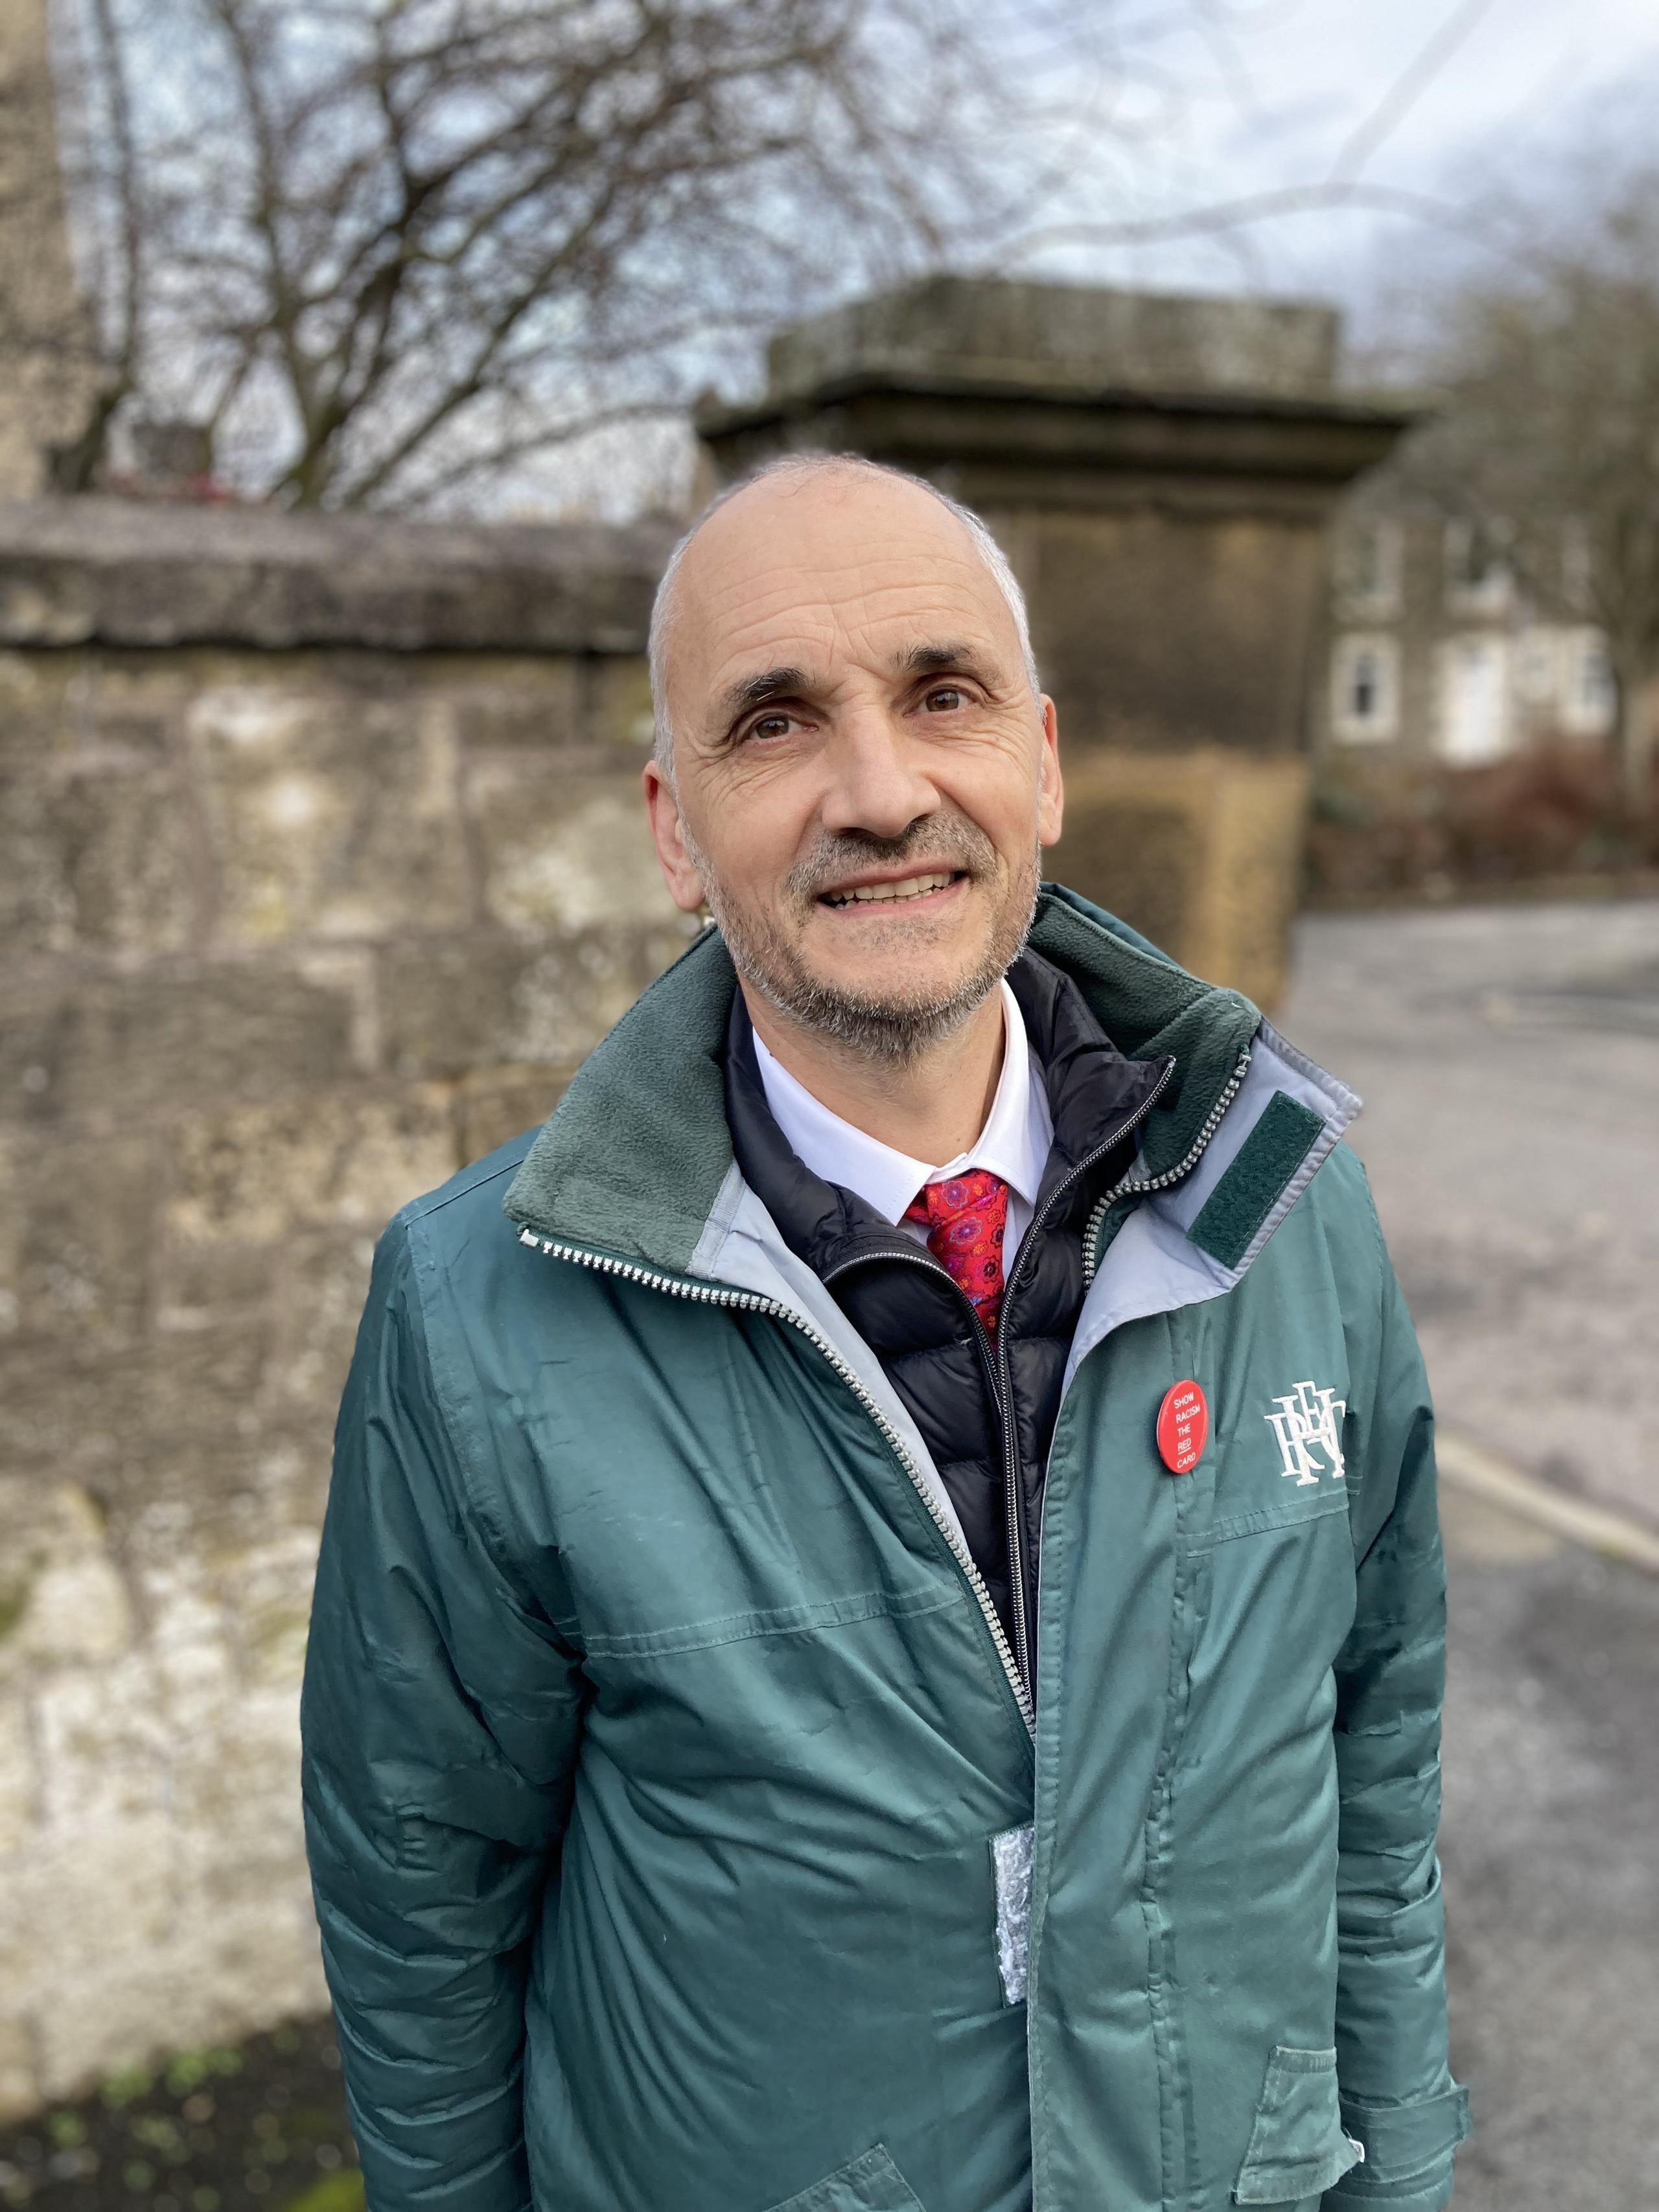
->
[1305,745,1659,903]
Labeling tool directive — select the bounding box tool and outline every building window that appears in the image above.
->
[1514,626,1562,708]
[1444,518,1511,616]
[1562,629,1617,738]
[1337,518,1402,618]
[1330,634,1400,744]
[1436,636,1513,763]
[1511,623,1617,738]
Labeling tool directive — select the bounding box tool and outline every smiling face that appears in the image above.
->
[644,462,1063,1064]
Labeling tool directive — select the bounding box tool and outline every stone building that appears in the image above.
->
[1318,474,1617,764]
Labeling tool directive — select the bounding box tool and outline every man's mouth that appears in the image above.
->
[818,870,966,909]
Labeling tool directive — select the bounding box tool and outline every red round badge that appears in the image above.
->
[1156,1380,1209,1475]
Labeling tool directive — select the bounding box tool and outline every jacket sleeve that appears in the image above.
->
[1323,1200,1471,2211]
[301,1218,587,2212]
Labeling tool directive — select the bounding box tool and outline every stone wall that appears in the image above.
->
[0,500,691,2117]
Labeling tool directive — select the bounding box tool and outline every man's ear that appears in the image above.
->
[1037,695,1064,848]
[642,758,708,913]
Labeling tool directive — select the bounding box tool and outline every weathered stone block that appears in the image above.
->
[103,1419,330,1573]
[454,1062,572,1165]
[32,1660,171,1832]
[0,500,673,655]
[167,1085,456,1247]
[233,1530,321,1693]
[0,1330,279,1563]
[378,921,689,1078]
[189,682,470,944]
[767,275,1341,405]
[586,655,655,749]
[0,1695,36,1856]
[71,655,196,754]
[0,1482,132,1692]
[0,759,198,955]
[152,1237,279,1334]
[0,964,360,1125]
[0,650,74,762]
[505,926,693,1059]
[31,1887,327,2104]
[452,658,583,749]
[0,1127,159,1340]
[1056,749,1310,1010]
[377,933,529,1077]
[469,762,680,935]
[266,1227,378,1416]
[0,2016,36,2124]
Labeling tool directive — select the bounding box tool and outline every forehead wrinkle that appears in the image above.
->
[668,496,1025,734]
[700,572,1008,666]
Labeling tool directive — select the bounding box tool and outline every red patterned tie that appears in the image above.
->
[904,1170,1010,1337]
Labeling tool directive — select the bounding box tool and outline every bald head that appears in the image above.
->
[648,454,1039,776]
[638,445,1063,1069]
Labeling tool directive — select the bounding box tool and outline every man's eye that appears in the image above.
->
[922,686,967,712]
[746,712,795,741]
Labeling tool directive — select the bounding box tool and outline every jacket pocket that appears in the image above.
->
[764,2143,926,2212]
[1330,2084,1472,2198]
[1233,2046,1363,2206]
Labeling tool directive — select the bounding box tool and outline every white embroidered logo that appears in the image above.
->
[1264,1380,1348,1485]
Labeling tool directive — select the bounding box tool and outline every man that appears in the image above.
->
[301,457,1468,2212]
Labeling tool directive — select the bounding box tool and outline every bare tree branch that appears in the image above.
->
[1398,160,1659,797]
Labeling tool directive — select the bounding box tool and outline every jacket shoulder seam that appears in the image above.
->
[400,1145,531,1225]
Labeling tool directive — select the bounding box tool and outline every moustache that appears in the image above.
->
[783,818,999,905]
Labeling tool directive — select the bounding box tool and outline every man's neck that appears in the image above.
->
[741,983,1006,1167]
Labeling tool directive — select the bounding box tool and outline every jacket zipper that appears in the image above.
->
[1080,1047,1253,1287]
[515,1227,1037,1740]
[822,1055,1178,1700]
[512,1046,1242,1740]
[990,1053,1177,1689]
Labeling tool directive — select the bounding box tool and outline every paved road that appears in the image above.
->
[1439,1492,1659,2212]
[1278,900,1659,1528]
[1281,903,1659,2210]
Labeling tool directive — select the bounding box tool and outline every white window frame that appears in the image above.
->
[1330,633,1401,745]
[1561,627,1616,738]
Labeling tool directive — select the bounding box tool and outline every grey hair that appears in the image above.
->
[647,452,1041,776]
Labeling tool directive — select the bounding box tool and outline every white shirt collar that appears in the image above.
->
[750,979,1052,1228]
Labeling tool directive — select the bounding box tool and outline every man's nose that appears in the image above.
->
[818,707,939,841]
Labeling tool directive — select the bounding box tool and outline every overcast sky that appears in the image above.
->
[1021,0,1659,330]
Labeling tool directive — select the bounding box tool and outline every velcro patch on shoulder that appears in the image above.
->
[1188,1090,1325,1271]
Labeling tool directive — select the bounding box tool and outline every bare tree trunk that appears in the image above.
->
[1618,666,1658,809]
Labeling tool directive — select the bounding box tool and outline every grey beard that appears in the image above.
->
[684,821,1041,1067]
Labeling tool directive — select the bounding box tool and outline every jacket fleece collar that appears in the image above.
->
[502,883,1262,1279]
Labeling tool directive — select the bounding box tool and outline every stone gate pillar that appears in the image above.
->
[0,0,95,497]
[696,277,1416,1004]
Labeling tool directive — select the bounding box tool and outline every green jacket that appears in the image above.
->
[301,886,1469,2212]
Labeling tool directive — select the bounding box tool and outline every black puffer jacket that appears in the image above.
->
[724,949,1167,1697]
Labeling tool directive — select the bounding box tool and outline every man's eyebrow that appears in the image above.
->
[715,664,811,730]
[897,640,999,681]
